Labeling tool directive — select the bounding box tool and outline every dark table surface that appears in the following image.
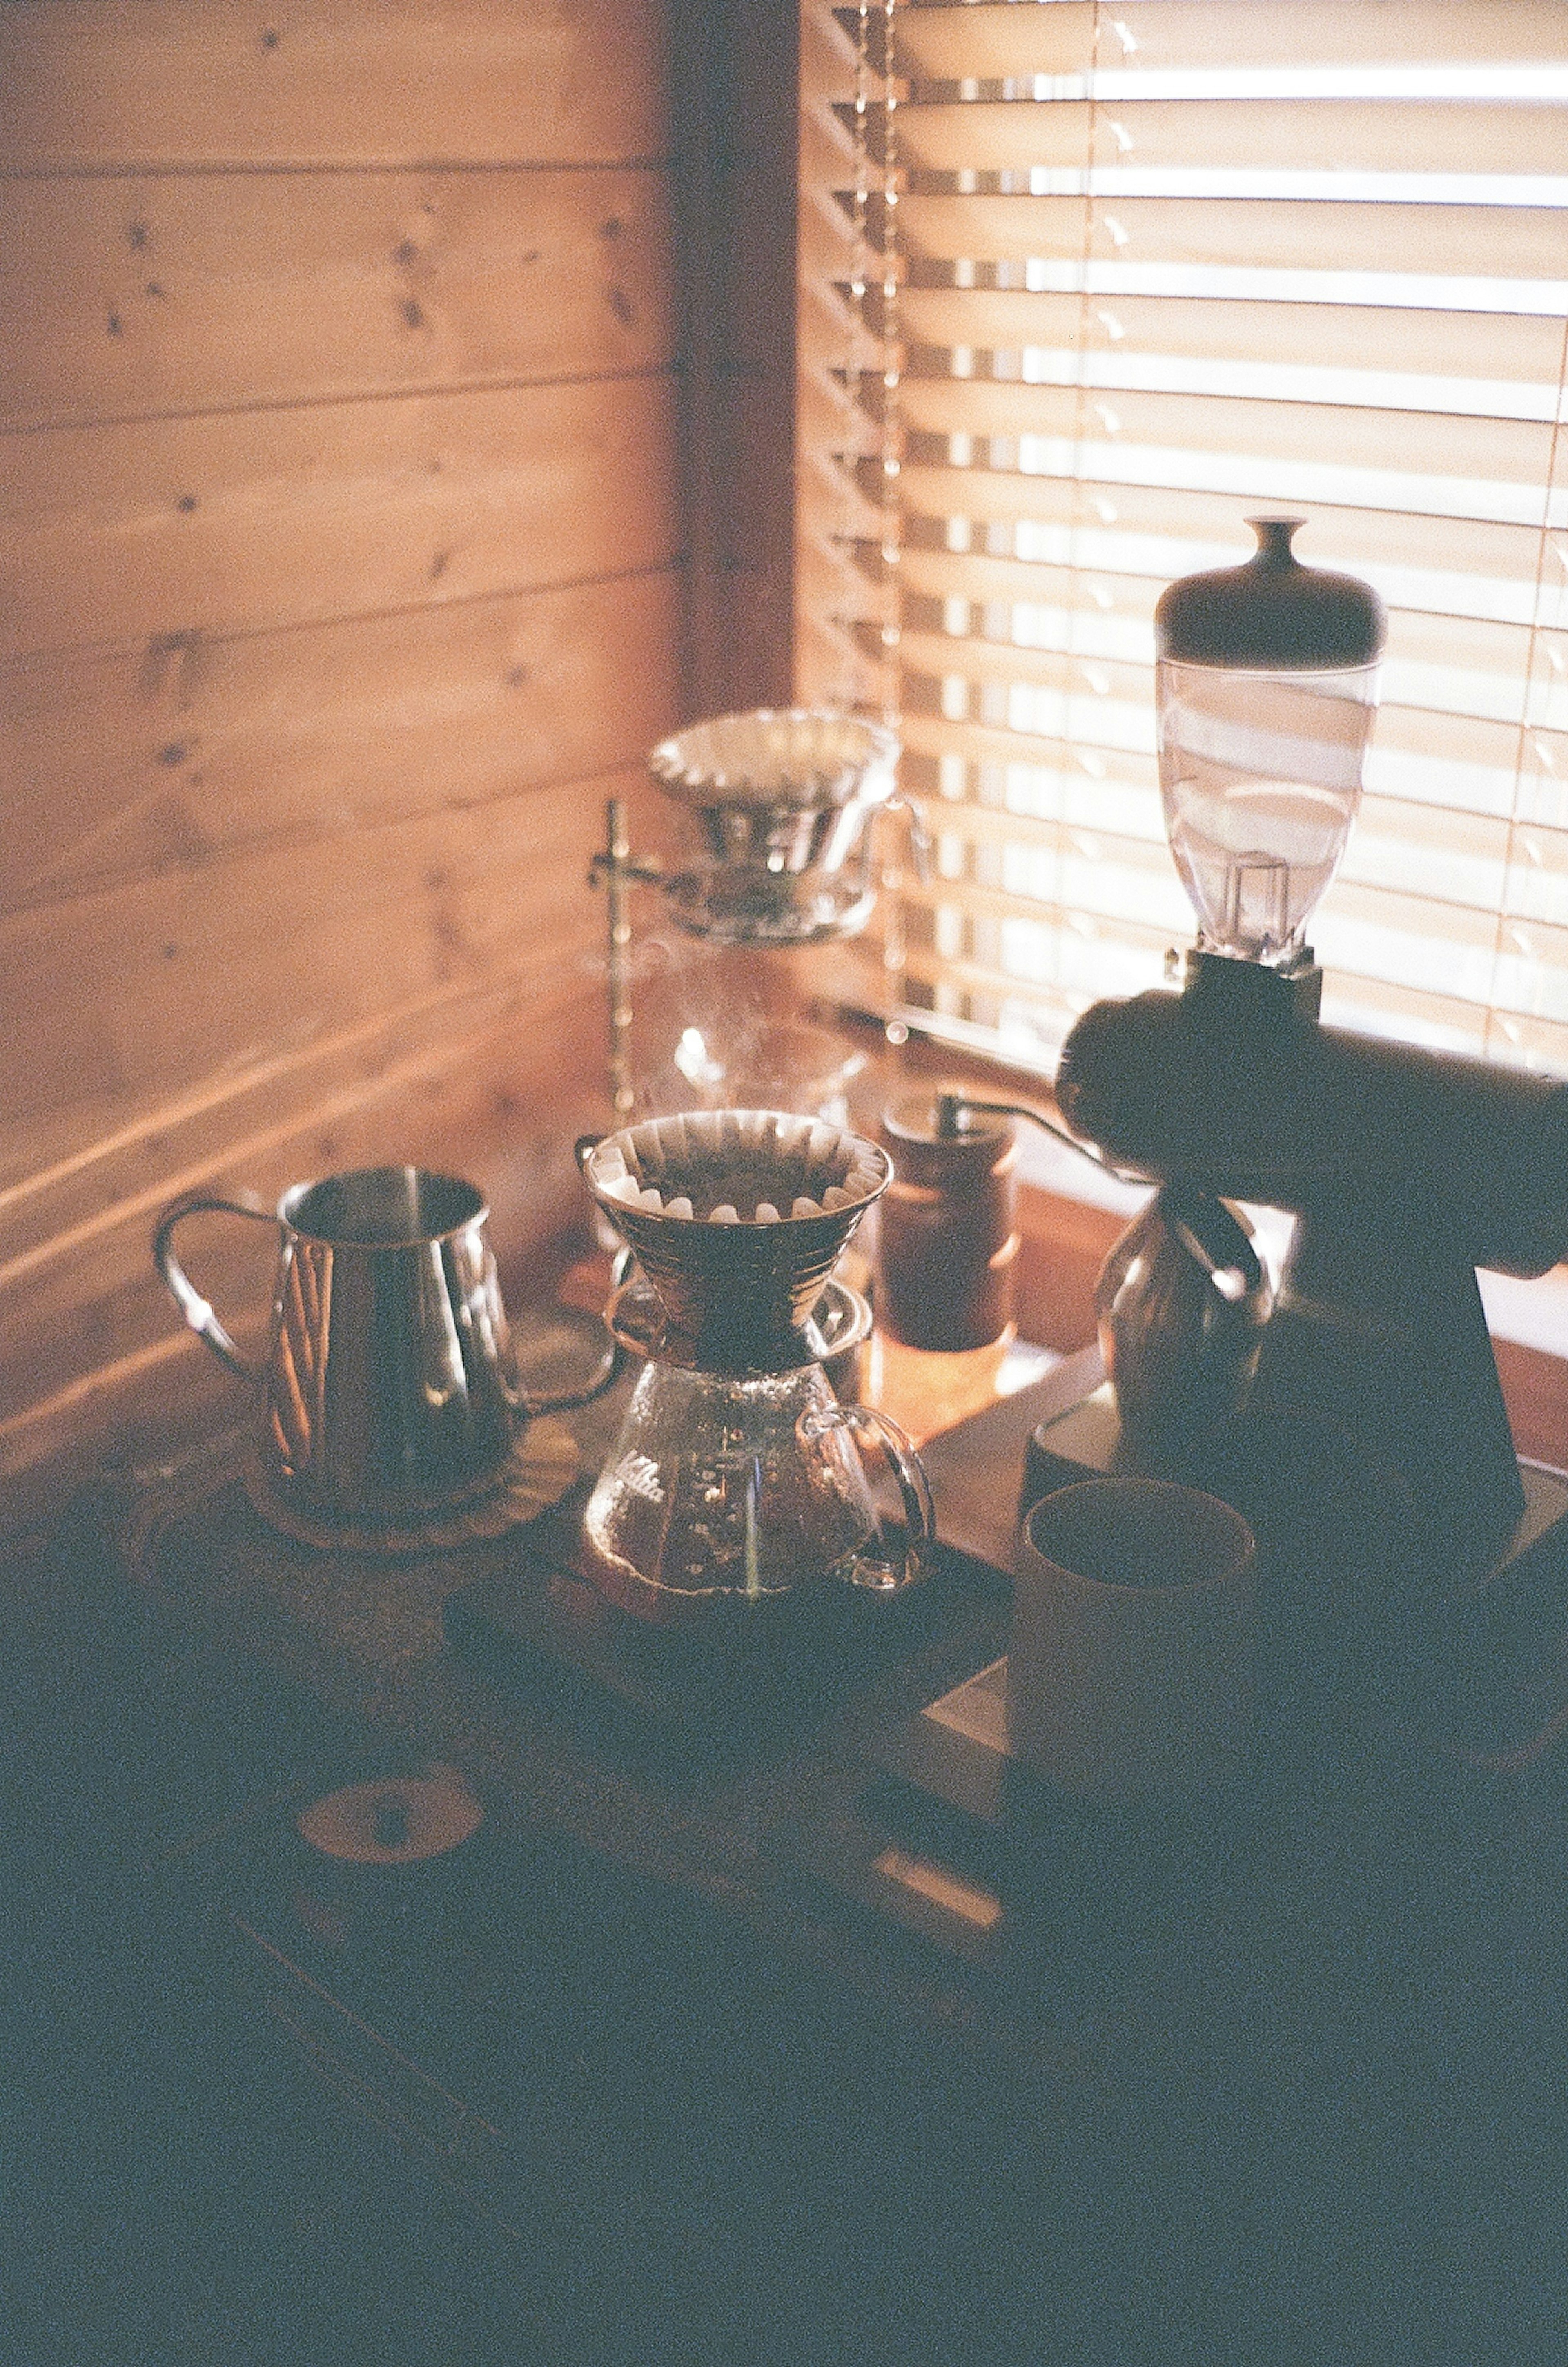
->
[8,1353,1568,2367]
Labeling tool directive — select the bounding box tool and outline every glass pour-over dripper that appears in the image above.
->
[646,708,903,945]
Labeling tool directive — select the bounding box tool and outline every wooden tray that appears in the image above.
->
[443,1482,1010,1768]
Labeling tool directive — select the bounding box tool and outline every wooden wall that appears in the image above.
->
[0,0,687,1520]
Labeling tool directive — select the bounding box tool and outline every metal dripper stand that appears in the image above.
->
[575,1111,934,1628]
[957,520,1568,1615]
[587,707,928,1122]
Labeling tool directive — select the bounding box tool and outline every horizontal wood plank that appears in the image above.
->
[0,372,678,661]
[3,686,677,1165]
[1,761,668,1245]
[3,567,680,916]
[0,0,668,169]
[1,168,673,430]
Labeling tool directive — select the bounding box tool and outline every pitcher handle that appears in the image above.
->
[505,1325,625,1420]
[154,1194,276,1384]
[800,1401,937,1594]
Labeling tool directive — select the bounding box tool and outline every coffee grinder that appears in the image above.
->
[971,518,1568,1595]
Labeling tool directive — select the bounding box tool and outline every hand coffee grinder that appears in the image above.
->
[1029,516,1568,1591]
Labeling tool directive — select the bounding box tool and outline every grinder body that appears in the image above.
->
[1055,958,1568,1574]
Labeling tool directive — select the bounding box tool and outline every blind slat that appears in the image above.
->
[899,669,1533,816]
[900,99,1568,181]
[895,0,1568,81]
[897,288,1568,387]
[904,780,1520,887]
[897,196,1568,285]
[888,469,1555,589]
[895,380,1559,488]
[874,549,1550,693]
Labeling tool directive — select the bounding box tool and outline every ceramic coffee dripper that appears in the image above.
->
[155,1165,621,1543]
[575,1110,935,1621]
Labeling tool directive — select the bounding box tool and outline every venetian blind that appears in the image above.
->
[795,0,1568,1077]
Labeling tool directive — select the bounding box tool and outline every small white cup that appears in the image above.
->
[1008,1478,1256,1801]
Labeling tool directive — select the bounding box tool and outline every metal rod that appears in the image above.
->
[604,799,635,1120]
[589,802,666,1122]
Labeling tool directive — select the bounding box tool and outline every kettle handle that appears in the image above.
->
[154,1193,277,1384]
[801,1401,936,1594]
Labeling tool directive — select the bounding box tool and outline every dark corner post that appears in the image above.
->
[670,0,801,722]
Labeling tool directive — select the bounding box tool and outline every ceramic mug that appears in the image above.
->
[1008,1477,1256,1800]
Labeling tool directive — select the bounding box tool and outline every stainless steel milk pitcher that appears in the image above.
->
[155,1164,619,1530]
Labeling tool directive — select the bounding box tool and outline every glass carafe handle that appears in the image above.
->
[797,1401,936,1593]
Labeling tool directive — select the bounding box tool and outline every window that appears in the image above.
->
[795,0,1568,1078]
